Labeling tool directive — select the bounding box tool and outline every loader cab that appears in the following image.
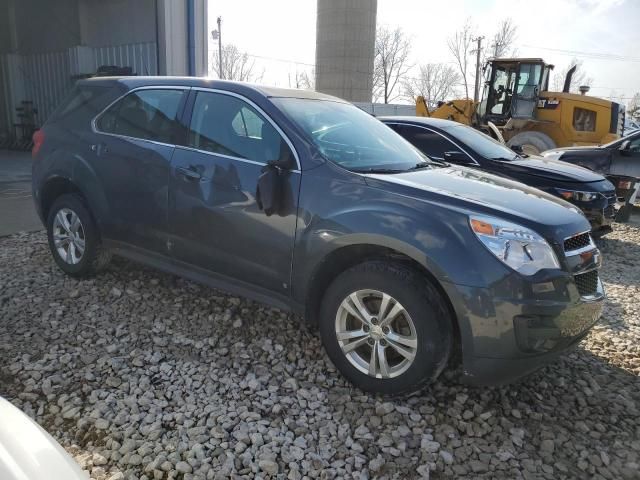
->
[478,58,552,126]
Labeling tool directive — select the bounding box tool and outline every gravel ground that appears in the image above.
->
[1,226,639,480]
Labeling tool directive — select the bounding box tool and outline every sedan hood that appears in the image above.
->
[0,397,87,480]
[544,145,604,154]
[366,165,588,233]
[495,155,605,182]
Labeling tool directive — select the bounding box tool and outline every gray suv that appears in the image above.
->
[32,77,604,394]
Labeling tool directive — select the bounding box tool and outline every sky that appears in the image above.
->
[207,0,640,105]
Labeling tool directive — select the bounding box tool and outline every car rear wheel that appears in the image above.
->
[46,194,111,277]
[319,261,452,395]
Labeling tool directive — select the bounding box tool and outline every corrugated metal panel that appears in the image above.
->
[21,50,72,124]
[93,41,157,76]
[0,42,158,129]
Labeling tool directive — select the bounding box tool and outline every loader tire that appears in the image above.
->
[507,131,556,156]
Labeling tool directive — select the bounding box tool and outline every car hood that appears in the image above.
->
[0,397,87,480]
[495,155,605,182]
[544,145,605,154]
[365,165,588,233]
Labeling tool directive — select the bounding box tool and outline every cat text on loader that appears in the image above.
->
[416,58,625,155]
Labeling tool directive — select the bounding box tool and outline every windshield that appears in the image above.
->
[445,124,518,161]
[273,98,428,171]
[603,131,640,149]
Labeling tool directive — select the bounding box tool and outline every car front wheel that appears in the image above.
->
[320,261,453,395]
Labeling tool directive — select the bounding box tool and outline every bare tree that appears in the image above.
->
[373,26,412,103]
[551,58,594,93]
[289,69,315,90]
[403,63,461,108]
[447,19,474,100]
[628,92,640,120]
[490,18,518,58]
[210,44,263,82]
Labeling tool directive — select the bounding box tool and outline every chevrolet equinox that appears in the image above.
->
[32,77,604,394]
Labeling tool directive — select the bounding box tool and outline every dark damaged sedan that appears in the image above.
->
[383,117,618,236]
[542,130,640,217]
[32,77,603,393]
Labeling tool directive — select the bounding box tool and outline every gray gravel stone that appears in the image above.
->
[1,226,639,480]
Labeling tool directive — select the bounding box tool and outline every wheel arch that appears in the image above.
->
[39,175,105,234]
[302,242,462,363]
[40,176,86,220]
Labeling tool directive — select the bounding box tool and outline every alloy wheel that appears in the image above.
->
[52,208,86,265]
[334,289,418,379]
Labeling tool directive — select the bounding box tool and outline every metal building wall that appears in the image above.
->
[0,41,157,129]
[0,0,206,138]
[315,0,377,102]
[92,42,158,76]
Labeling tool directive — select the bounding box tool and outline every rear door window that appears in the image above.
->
[96,89,184,144]
[401,126,461,161]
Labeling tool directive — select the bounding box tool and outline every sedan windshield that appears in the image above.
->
[603,131,640,149]
[445,124,519,161]
[273,98,429,172]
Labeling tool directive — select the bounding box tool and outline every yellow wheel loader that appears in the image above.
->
[416,58,625,155]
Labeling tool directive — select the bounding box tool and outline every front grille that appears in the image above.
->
[564,232,592,252]
[604,192,617,205]
[574,270,599,297]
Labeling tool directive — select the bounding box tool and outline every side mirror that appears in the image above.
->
[443,151,470,163]
[511,144,524,154]
[256,163,282,216]
[619,140,631,156]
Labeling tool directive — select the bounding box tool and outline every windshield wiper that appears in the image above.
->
[408,162,434,170]
[351,167,406,174]
[490,156,519,162]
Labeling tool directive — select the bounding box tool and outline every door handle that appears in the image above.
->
[90,143,108,155]
[177,166,202,180]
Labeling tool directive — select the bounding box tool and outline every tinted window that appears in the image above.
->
[445,124,517,161]
[628,136,640,152]
[96,89,183,144]
[48,85,119,128]
[273,98,426,171]
[186,92,291,164]
[231,107,264,138]
[401,126,461,161]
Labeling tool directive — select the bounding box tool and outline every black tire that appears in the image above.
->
[319,261,452,395]
[507,131,556,155]
[46,194,111,277]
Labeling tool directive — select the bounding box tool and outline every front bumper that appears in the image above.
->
[442,269,604,386]
[583,206,615,235]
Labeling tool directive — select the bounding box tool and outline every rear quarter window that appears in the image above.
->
[47,84,121,128]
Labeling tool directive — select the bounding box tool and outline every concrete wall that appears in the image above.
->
[156,0,207,76]
[78,0,156,47]
[157,0,188,76]
[12,0,81,53]
[315,0,377,102]
[0,0,15,53]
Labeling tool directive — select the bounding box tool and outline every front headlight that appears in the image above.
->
[556,189,598,202]
[469,215,560,276]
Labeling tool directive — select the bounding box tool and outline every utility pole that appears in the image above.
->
[217,16,223,79]
[212,17,223,79]
[472,36,484,103]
